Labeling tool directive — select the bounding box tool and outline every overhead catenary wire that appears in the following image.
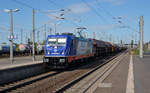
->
[11,0,121,39]
[47,0,86,27]
[95,0,114,18]
[95,0,139,42]
[12,0,34,9]
[12,0,75,24]
[81,0,109,23]
[94,0,117,24]
[96,0,139,32]
[95,0,136,32]
[94,0,120,24]
[12,0,57,13]
[47,0,65,9]
[11,0,63,31]
[0,25,10,31]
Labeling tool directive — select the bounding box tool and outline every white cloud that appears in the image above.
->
[68,3,91,14]
[98,0,126,5]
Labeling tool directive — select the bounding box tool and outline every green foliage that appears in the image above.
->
[132,48,139,55]
[16,44,19,51]
[42,40,45,45]
[27,38,32,45]
[144,48,150,53]
[1,42,6,44]
[132,48,150,55]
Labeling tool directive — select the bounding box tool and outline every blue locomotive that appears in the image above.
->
[43,33,94,68]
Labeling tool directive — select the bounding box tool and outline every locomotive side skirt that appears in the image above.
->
[67,53,94,63]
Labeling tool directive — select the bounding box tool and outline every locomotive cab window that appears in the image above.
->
[48,38,66,46]
[48,38,57,45]
[57,38,66,45]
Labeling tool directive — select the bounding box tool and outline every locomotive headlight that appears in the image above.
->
[47,51,50,54]
[43,58,49,62]
[62,51,65,54]
[54,46,57,49]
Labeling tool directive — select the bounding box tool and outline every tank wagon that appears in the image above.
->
[0,44,16,56]
[17,44,31,55]
[0,44,45,57]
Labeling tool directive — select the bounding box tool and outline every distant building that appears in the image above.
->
[145,42,150,50]
[148,43,150,50]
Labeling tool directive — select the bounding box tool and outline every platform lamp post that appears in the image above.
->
[4,9,19,63]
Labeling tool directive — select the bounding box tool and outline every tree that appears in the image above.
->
[42,40,45,45]
[27,38,32,45]
[2,42,6,44]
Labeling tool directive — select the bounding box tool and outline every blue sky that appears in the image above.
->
[0,0,149,44]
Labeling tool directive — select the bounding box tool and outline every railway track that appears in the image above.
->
[0,70,62,92]
[55,51,127,93]
[0,52,125,93]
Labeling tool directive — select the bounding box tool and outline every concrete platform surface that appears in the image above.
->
[0,55,43,70]
[93,53,130,93]
[133,55,150,93]
[92,54,150,93]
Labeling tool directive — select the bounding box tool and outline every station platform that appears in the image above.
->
[0,55,43,70]
[133,55,150,93]
[93,54,150,93]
